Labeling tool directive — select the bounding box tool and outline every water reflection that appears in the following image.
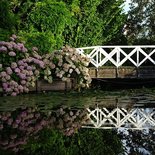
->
[0,107,48,152]
[0,106,87,153]
[0,92,155,154]
[83,106,155,129]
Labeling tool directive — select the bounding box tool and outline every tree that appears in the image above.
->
[0,0,18,40]
[125,0,155,44]
[62,0,126,47]
[0,0,126,52]
[21,128,124,155]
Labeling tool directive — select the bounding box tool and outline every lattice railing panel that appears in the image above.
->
[82,107,155,129]
[76,46,155,68]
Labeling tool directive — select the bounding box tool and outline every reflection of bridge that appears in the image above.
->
[82,106,155,130]
[77,46,155,78]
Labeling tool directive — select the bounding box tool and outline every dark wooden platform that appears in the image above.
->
[0,79,76,95]
[89,66,155,79]
[29,79,76,92]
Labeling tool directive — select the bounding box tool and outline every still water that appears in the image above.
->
[0,89,155,155]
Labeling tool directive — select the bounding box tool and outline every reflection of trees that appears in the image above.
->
[21,128,123,155]
[0,106,87,153]
[119,129,155,154]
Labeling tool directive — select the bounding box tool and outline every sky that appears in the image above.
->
[123,0,131,12]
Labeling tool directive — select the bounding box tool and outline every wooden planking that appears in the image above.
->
[89,66,155,79]
[28,79,75,92]
[138,66,155,78]
[88,67,97,78]
[37,80,66,91]
[117,67,137,78]
[89,67,116,78]
[97,67,116,78]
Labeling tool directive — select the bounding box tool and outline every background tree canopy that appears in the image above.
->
[0,0,126,53]
[126,0,155,44]
[21,128,124,155]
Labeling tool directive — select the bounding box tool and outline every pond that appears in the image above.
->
[0,89,155,155]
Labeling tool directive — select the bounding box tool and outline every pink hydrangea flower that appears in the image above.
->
[5,75,11,80]
[10,37,15,41]
[28,71,33,76]
[32,47,38,52]
[15,68,21,73]
[2,83,8,89]
[18,85,24,91]
[21,47,28,53]
[11,92,17,96]
[1,71,7,77]
[23,63,28,67]
[0,46,7,52]
[19,66,24,70]
[12,34,17,39]
[6,67,13,75]
[21,80,26,85]
[39,61,45,68]
[19,73,26,80]
[27,66,32,71]
[8,51,16,57]
[11,62,17,69]
[18,60,24,66]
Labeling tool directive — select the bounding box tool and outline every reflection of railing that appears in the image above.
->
[76,46,155,68]
[82,106,155,129]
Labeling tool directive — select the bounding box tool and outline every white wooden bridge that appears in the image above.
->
[76,46,155,130]
[76,46,155,78]
[82,106,155,130]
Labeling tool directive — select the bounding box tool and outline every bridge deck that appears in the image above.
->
[89,66,155,79]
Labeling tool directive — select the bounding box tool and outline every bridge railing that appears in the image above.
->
[82,106,155,129]
[76,46,155,68]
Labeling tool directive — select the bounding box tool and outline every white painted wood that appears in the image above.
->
[82,106,155,129]
[76,46,155,68]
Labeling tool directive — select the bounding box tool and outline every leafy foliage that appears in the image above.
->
[22,128,124,155]
[119,129,155,154]
[0,0,17,40]
[22,0,71,52]
[63,0,126,47]
[0,0,126,53]
[125,0,155,44]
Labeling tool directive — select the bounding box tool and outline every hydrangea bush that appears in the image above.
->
[0,36,91,96]
[0,35,45,96]
[43,46,91,90]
